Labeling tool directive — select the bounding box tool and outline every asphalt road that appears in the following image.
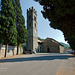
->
[0,53,75,75]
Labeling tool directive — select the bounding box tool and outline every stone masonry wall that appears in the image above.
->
[0,45,23,58]
[42,38,64,53]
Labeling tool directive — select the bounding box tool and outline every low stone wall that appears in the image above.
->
[59,46,64,53]
[64,48,72,53]
[0,49,5,58]
[0,45,23,58]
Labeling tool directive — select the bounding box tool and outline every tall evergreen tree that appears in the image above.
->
[34,0,75,50]
[0,0,17,57]
[14,0,27,55]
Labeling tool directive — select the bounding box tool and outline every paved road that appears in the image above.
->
[0,53,75,75]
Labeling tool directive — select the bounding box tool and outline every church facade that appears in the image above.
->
[26,7,64,53]
[37,38,64,53]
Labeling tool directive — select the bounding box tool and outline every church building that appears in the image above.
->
[26,7,38,52]
[37,38,64,53]
[26,7,64,53]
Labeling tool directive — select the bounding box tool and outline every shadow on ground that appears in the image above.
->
[0,54,75,63]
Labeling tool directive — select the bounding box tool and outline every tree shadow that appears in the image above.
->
[0,54,75,63]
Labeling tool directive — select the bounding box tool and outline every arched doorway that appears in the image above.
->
[40,46,42,52]
[47,47,50,53]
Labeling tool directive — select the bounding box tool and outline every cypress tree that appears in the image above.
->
[14,0,27,55]
[0,0,17,57]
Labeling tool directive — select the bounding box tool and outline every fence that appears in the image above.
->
[0,45,23,58]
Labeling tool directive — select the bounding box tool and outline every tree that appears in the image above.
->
[0,0,17,57]
[38,37,44,41]
[34,0,75,50]
[14,0,27,55]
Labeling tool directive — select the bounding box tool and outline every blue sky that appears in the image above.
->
[20,0,68,44]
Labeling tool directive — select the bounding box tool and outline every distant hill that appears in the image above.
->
[59,42,71,49]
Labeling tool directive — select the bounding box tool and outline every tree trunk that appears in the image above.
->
[61,23,75,50]
[63,32,75,50]
[16,43,19,55]
[67,37,75,50]
[4,44,8,57]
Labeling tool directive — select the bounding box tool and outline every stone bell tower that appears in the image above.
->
[26,7,38,51]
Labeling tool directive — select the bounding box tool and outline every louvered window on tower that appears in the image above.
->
[35,23,36,28]
[34,16,36,21]
[29,22,31,27]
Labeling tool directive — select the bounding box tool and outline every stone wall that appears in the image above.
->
[59,45,64,53]
[0,45,23,58]
[0,49,5,58]
[64,48,72,53]
[42,38,64,53]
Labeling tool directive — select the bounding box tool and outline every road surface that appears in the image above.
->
[0,53,75,75]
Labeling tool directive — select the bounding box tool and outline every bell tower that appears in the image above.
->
[26,7,38,52]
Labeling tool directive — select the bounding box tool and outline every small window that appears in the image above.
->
[28,15,31,20]
[34,16,36,21]
[35,23,36,28]
[29,22,31,27]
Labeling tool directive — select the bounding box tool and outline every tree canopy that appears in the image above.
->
[14,0,27,44]
[0,0,27,56]
[0,0,17,57]
[34,0,75,50]
[14,0,27,54]
[0,0,17,45]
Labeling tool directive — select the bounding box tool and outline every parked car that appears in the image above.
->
[32,51,36,54]
[68,50,74,54]
[23,50,36,54]
[23,50,32,54]
[73,51,75,55]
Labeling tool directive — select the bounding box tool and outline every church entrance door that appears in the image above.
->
[47,48,50,53]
